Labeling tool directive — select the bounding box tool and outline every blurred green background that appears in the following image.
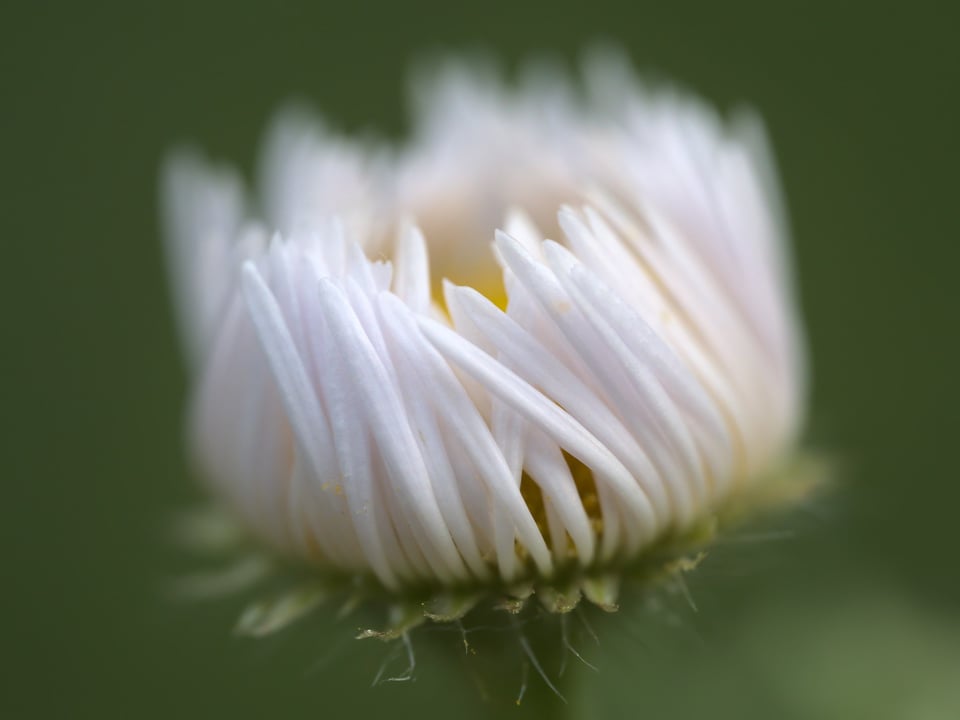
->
[4,1,959,717]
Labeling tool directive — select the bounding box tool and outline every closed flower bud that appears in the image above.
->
[162,54,816,648]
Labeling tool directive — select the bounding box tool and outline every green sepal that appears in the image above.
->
[234,584,327,637]
[538,583,582,614]
[495,582,534,614]
[581,573,620,612]
[171,555,272,600]
[422,592,481,622]
[356,601,425,641]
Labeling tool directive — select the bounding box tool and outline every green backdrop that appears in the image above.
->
[5,1,959,717]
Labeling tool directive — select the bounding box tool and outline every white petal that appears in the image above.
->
[379,293,553,577]
[392,222,432,314]
[417,312,658,558]
[316,280,469,583]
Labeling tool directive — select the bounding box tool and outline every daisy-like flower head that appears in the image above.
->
[163,53,811,629]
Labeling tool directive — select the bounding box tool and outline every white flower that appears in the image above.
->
[163,54,806,603]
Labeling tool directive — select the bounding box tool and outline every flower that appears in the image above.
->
[163,53,810,629]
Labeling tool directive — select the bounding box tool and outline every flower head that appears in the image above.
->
[163,53,810,629]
